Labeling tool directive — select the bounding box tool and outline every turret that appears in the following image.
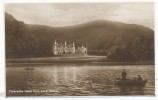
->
[72,42,75,54]
[54,40,57,46]
[73,42,75,47]
[64,41,67,54]
[53,40,58,55]
[65,41,67,46]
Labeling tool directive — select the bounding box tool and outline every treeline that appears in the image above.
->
[5,12,154,62]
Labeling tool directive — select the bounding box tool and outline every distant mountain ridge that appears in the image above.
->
[5,12,154,62]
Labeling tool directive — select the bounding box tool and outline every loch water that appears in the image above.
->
[6,63,154,96]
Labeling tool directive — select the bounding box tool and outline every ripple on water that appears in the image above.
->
[6,65,155,96]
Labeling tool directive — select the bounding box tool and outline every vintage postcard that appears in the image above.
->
[5,3,155,96]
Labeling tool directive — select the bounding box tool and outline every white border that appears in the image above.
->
[3,0,155,3]
[0,0,157,100]
[154,0,157,98]
[0,0,5,98]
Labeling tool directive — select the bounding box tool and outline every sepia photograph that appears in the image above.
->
[5,3,154,96]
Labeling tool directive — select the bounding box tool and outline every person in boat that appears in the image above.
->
[121,69,127,80]
[137,75,142,81]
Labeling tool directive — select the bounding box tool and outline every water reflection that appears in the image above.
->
[26,69,34,81]
[64,67,68,82]
[6,65,154,96]
[119,86,145,95]
[24,68,35,91]
[53,66,58,84]
[72,67,77,83]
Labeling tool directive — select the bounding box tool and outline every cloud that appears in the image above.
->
[5,3,154,29]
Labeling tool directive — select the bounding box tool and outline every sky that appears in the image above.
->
[5,3,154,29]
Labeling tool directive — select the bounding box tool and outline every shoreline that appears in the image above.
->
[6,56,154,66]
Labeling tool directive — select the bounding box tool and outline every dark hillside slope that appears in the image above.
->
[5,13,154,61]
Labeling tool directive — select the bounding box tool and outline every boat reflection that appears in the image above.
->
[119,86,145,95]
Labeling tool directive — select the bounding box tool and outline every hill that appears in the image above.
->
[5,12,154,62]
